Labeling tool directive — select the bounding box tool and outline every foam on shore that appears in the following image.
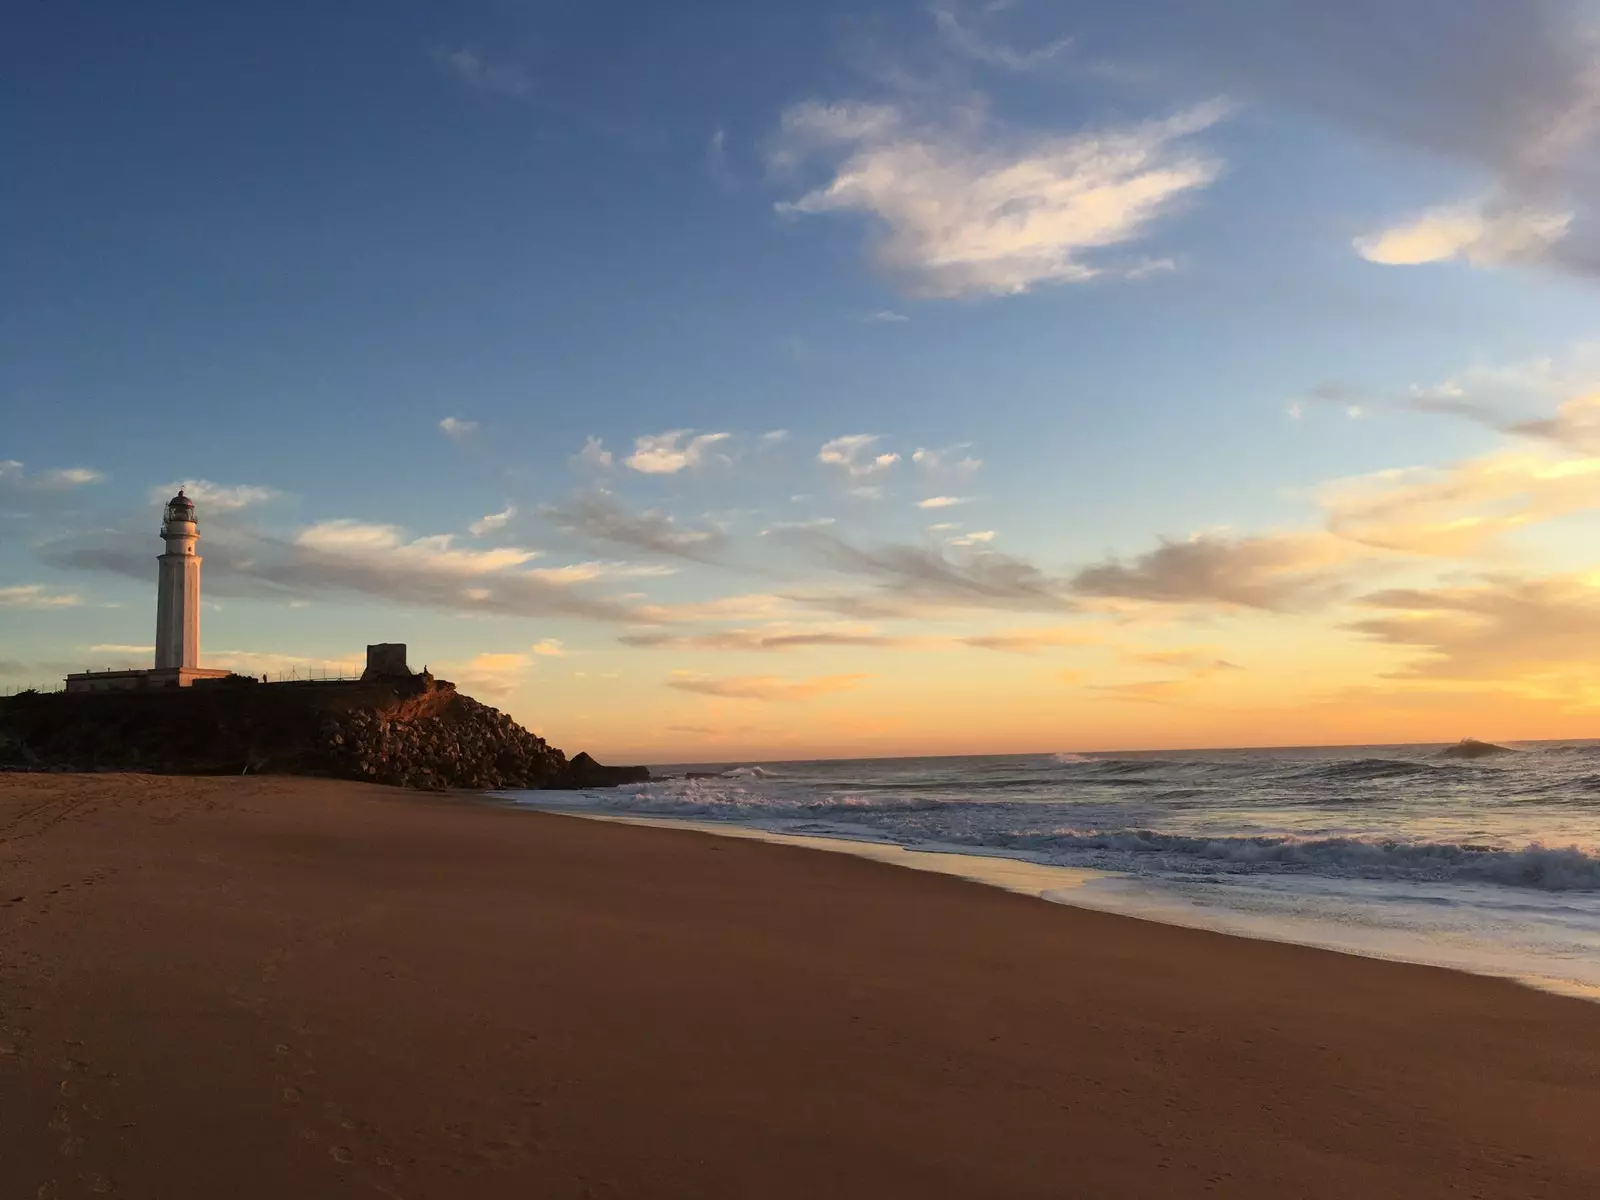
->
[502,796,1600,1004]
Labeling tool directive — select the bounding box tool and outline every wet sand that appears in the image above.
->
[2,773,1597,1199]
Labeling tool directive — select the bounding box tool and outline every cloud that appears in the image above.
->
[771,95,1227,297]
[540,491,728,562]
[442,652,534,698]
[932,2,1074,73]
[621,627,920,652]
[861,310,909,322]
[1070,532,1349,610]
[41,518,655,624]
[148,480,278,512]
[87,643,154,655]
[1318,447,1600,557]
[818,434,899,477]
[957,627,1095,653]
[469,505,517,537]
[912,445,982,477]
[1354,201,1572,267]
[434,47,532,98]
[1111,0,1600,278]
[666,671,871,701]
[777,526,1077,613]
[759,429,790,446]
[529,638,565,657]
[1347,574,1600,686]
[916,495,969,509]
[0,584,83,609]
[0,460,104,491]
[625,430,733,474]
[573,437,614,470]
[1122,646,1242,672]
[948,530,995,547]
[439,417,478,439]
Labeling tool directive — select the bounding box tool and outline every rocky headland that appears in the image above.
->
[0,673,648,791]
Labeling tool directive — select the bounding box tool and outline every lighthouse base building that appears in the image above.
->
[65,489,231,693]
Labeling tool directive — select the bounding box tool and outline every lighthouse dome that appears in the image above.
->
[164,490,196,523]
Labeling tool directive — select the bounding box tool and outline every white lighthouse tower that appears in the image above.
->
[154,489,202,669]
[64,487,230,691]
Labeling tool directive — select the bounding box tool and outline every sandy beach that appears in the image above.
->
[1,774,1596,1199]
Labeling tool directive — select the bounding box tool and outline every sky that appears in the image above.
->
[11,0,1600,761]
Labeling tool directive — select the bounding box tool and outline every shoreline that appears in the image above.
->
[5,773,1599,1198]
[502,795,1600,1004]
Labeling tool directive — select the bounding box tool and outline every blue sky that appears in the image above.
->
[10,1,1600,759]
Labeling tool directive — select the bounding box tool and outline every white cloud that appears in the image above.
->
[439,416,478,439]
[818,433,899,477]
[434,48,532,98]
[149,480,277,512]
[0,461,104,491]
[949,530,996,547]
[0,584,83,609]
[529,638,565,657]
[573,436,614,470]
[862,310,909,323]
[772,97,1228,297]
[916,495,969,509]
[625,430,733,474]
[1354,200,1572,268]
[469,505,517,537]
[759,429,790,445]
[912,446,982,477]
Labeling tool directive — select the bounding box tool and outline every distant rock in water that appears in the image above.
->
[0,675,649,793]
[1437,737,1515,759]
[567,752,650,788]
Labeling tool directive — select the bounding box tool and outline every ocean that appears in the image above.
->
[502,742,1600,1000]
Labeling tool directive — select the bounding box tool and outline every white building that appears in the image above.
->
[65,490,232,693]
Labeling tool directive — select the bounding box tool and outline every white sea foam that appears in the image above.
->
[501,743,1600,999]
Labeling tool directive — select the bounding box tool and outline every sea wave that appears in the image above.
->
[945,828,1600,891]
[1293,758,1437,782]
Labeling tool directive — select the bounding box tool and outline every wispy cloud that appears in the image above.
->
[529,638,565,657]
[861,310,909,323]
[441,652,534,698]
[1354,201,1572,268]
[777,526,1077,614]
[621,627,920,652]
[469,505,517,537]
[931,1,1074,74]
[957,627,1095,653]
[666,671,871,701]
[434,47,533,98]
[818,434,899,477]
[771,94,1228,297]
[149,480,278,512]
[916,496,969,509]
[0,584,83,609]
[912,445,982,476]
[0,460,104,491]
[439,416,478,439]
[1070,533,1350,611]
[625,430,733,474]
[1348,574,1600,688]
[540,491,728,563]
[572,436,614,470]
[41,518,655,623]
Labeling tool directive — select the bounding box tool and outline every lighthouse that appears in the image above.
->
[154,489,202,669]
[64,488,230,692]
